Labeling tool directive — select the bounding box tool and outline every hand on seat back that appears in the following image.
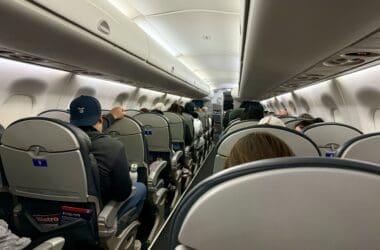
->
[111,106,125,120]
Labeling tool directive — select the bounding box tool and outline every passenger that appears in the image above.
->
[184,102,205,150]
[228,101,250,122]
[295,117,324,132]
[258,116,286,127]
[202,106,208,114]
[240,101,264,121]
[69,95,146,217]
[140,107,149,113]
[167,103,182,114]
[0,219,31,250]
[151,102,165,115]
[224,132,295,169]
[298,113,314,119]
[278,109,289,117]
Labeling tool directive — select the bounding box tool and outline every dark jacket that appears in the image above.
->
[80,114,132,204]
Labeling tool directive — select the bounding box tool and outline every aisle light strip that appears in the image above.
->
[108,0,210,87]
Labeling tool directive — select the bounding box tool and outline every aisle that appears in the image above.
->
[149,146,217,250]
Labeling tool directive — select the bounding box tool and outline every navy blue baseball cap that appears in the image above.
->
[70,95,101,126]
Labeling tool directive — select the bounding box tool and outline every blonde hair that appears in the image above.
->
[224,132,295,169]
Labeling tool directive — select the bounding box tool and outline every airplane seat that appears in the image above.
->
[37,110,70,123]
[125,109,141,117]
[303,122,363,157]
[0,117,140,249]
[0,123,13,225]
[163,112,185,155]
[171,157,380,250]
[181,113,196,171]
[278,116,297,123]
[104,115,168,244]
[223,120,259,137]
[163,112,193,187]
[214,125,321,173]
[336,132,380,164]
[227,118,240,127]
[286,119,302,129]
[134,113,183,210]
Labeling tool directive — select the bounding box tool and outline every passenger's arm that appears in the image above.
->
[110,146,132,201]
[102,106,125,129]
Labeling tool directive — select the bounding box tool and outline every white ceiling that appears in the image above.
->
[111,0,242,90]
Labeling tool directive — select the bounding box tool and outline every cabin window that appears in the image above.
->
[373,110,380,130]
[0,95,33,126]
[332,109,343,123]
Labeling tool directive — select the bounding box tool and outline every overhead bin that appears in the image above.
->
[0,0,209,98]
[240,0,380,100]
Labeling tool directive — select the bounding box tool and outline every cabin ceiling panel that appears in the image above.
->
[127,0,240,15]
[127,0,242,90]
[145,12,239,55]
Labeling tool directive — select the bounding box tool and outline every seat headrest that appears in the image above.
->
[38,109,70,123]
[303,122,362,151]
[105,116,142,135]
[164,112,183,124]
[218,125,320,157]
[336,132,380,164]
[126,109,141,117]
[172,157,380,250]
[224,120,259,135]
[1,117,90,152]
[134,113,169,128]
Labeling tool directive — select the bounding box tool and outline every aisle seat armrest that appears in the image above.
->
[149,160,167,187]
[171,150,183,169]
[98,187,136,237]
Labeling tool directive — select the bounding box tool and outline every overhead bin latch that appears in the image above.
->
[98,20,111,35]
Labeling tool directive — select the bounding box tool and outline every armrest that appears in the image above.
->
[33,237,65,250]
[98,187,136,235]
[148,160,167,187]
[171,150,183,169]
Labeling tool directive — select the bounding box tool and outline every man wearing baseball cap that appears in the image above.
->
[70,95,146,218]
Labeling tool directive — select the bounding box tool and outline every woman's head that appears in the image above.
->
[295,118,324,132]
[224,132,295,169]
[167,103,182,114]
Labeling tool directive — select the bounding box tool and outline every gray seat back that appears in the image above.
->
[224,120,259,136]
[104,116,147,167]
[164,112,185,145]
[0,123,6,188]
[126,109,141,117]
[134,113,171,153]
[227,119,240,127]
[38,109,70,122]
[336,132,380,164]
[279,116,297,123]
[303,122,363,156]
[172,157,380,250]
[182,113,195,142]
[0,117,97,203]
[214,125,320,173]
[286,119,301,129]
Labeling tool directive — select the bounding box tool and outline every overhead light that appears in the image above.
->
[107,0,140,19]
